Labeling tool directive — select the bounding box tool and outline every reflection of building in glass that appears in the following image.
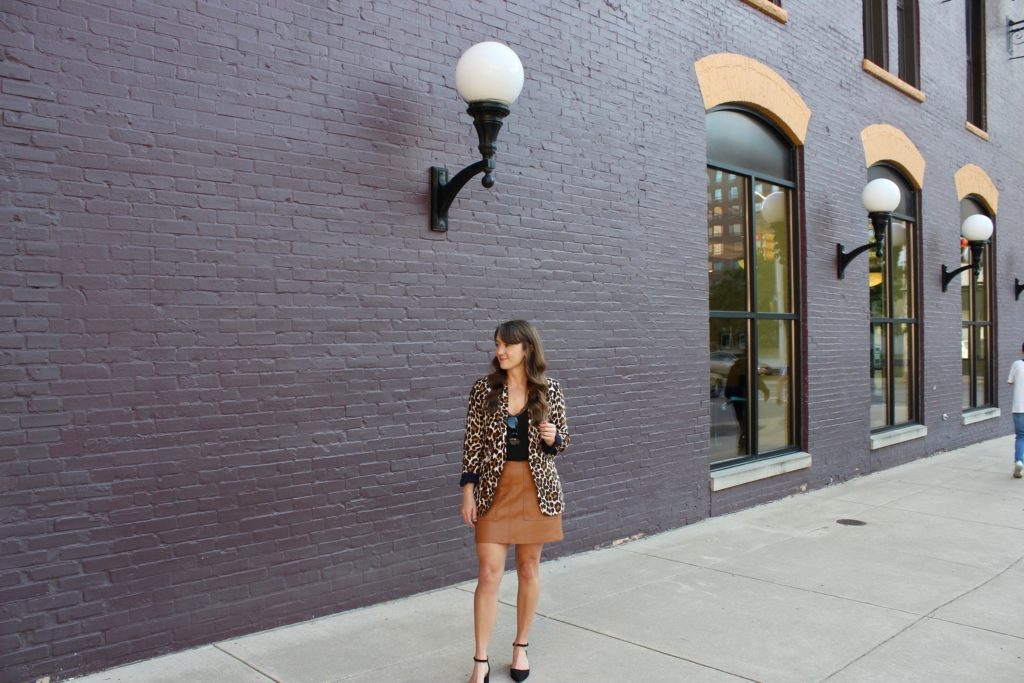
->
[707,109,796,467]
[708,169,748,284]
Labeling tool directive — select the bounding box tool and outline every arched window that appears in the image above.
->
[708,108,799,466]
[867,165,919,430]
[960,197,994,410]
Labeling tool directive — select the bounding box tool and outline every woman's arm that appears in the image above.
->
[542,378,570,455]
[460,379,487,486]
[460,483,478,527]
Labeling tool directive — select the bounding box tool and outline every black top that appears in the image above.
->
[506,408,529,461]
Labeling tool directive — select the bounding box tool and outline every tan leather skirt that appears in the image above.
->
[476,461,563,545]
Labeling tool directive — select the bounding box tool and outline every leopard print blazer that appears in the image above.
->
[460,376,570,517]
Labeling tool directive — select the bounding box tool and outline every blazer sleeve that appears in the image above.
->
[460,379,488,486]
[543,378,570,456]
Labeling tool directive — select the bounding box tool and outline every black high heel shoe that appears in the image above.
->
[472,656,490,683]
[511,642,530,682]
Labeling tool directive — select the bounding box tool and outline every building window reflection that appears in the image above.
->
[707,109,800,466]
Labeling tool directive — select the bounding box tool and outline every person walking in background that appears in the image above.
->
[724,352,769,451]
[459,320,570,683]
[1009,340,1024,479]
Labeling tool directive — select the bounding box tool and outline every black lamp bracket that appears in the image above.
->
[837,211,889,279]
[429,101,510,232]
[941,240,987,292]
[1015,278,1023,301]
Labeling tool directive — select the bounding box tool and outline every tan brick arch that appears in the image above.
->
[860,124,925,189]
[954,163,999,215]
[694,53,810,144]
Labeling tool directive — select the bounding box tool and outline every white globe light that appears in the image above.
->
[961,213,993,242]
[861,178,901,214]
[890,221,907,249]
[454,41,524,106]
[760,191,786,224]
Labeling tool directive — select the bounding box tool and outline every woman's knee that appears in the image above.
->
[516,562,540,584]
[478,562,504,584]
[477,558,506,589]
[515,552,542,582]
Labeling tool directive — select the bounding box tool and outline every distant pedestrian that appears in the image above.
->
[1009,340,1024,479]
[724,352,769,451]
[459,320,570,683]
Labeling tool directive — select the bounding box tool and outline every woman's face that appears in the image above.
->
[495,336,527,372]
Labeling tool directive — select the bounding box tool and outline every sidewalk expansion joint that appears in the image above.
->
[540,614,762,683]
[213,644,283,683]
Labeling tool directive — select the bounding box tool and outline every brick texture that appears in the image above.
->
[2,1,1022,680]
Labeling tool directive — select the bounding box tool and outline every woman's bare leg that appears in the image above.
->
[472,542,507,682]
[512,543,544,671]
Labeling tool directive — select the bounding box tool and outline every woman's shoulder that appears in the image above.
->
[471,376,492,394]
[544,376,563,391]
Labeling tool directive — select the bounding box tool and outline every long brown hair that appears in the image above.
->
[485,320,549,423]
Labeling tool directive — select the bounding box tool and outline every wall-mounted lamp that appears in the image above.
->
[940,214,993,292]
[1016,278,1024,300]
[759,191,786,225]
[429,41,524,232]
[837,178,901,279]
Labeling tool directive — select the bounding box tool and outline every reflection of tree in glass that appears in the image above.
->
[756,257,778,312]
[709,266,746,311]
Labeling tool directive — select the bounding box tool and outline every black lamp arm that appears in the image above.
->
[837,212,889,279]
[430,160,491,232]
[429,101,510,232]
[1016,278,1024,301]
[941,241,986,292]
[941,263,972,292]
[836,242,878,280]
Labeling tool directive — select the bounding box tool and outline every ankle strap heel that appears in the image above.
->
[472,657,490,683]
[510,643,530,682]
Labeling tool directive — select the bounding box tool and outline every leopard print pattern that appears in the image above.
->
[461,376,570,517]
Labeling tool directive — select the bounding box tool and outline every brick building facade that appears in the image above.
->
[3,1,1023,680]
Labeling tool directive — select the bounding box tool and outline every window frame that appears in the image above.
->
[864,0,889,69]
[966,0,987,130]
[897,0,920,87]
[707,107,802,469]
[863,0,922,98]
[867,165,921,432]
[960,198,996,411]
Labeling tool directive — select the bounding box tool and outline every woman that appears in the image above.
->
[460,320,570,683]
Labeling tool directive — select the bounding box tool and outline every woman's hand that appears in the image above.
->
[460,486,478,527]
[539,421,557,446]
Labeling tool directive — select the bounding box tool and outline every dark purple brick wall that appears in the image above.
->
[2,1,1022,680]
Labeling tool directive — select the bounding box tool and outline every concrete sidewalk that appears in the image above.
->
[71,436,1024,683]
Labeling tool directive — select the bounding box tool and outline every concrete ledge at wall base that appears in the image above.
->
[869,424,928,451]
[710,451,812,491]
[962,407,1000,426]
